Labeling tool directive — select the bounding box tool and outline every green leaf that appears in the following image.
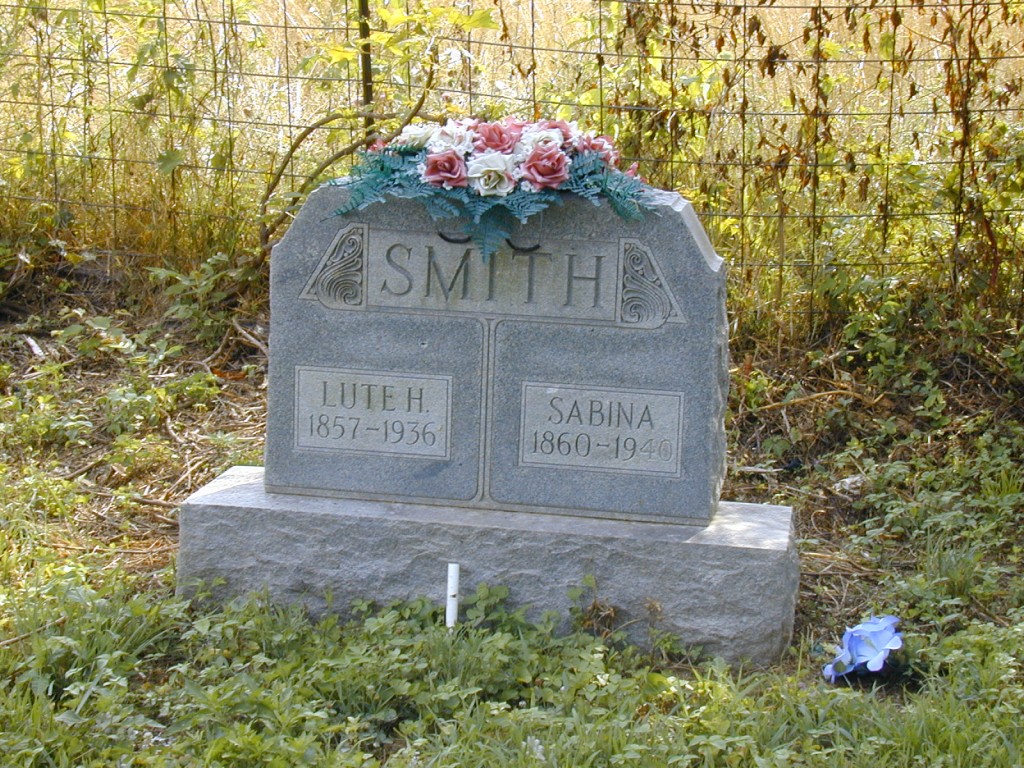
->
[880,31,896,60]
[325,45,358,64]
[460,9,498,31]
[55,710,88,726]
[377,6,411,26]
[156,149,185,175]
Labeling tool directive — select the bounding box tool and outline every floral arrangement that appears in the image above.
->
[823,615,903,683]
[329,117,661,258]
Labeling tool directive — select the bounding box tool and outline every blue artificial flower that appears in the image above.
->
[823,615,903,683]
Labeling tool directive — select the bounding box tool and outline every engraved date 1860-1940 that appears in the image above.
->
[519,383,683,477]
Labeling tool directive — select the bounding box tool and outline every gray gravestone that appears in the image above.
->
[177,185,798,663]
[263,193,727,524]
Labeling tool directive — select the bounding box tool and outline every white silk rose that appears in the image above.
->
[514,126,568,160]
[427,119,477,155]
[466,151,518,197]
[394,122,438,149]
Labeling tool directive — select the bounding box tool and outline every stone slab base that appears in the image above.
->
[176,466,799,664]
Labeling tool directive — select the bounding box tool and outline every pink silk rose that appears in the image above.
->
[576,134,620,167]
[474,121,522,153]
[521,144,570,190]
[423,149,469,188]
[537,119,576,145]
[502,116,530,133]
[624,161,643,180]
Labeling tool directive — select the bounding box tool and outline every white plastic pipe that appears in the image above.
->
[445,562,460,629]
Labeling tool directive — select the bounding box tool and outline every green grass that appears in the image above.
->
[1,280,1023,766]
[0,579,1021,766]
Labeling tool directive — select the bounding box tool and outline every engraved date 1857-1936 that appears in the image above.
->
[295,366,452,459]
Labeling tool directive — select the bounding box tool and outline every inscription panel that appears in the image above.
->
[367,231,620,321]
[295,366,451,459]
[519,382,683,477]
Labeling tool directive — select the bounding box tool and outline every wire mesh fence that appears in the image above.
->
[2,0,1023,336]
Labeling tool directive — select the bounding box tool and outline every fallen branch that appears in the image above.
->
[0,617,67,648]
[54,453,107,481]
[20,334,45,358]
[747,389,887,413]
[259,67,435,252]
[77,485,180,524]
[232,316,269,358]
[51,542,177,554]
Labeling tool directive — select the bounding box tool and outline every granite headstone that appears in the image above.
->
[177,185,799,663]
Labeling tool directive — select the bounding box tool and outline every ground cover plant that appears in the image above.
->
[1,266,1022,766]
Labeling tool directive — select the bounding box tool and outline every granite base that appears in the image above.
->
[176,466,799,664]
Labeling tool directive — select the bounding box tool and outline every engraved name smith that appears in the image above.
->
[301,223,682,327]
[381,244,606,308]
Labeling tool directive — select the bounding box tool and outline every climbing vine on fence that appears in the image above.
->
[1,0,1022,339]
